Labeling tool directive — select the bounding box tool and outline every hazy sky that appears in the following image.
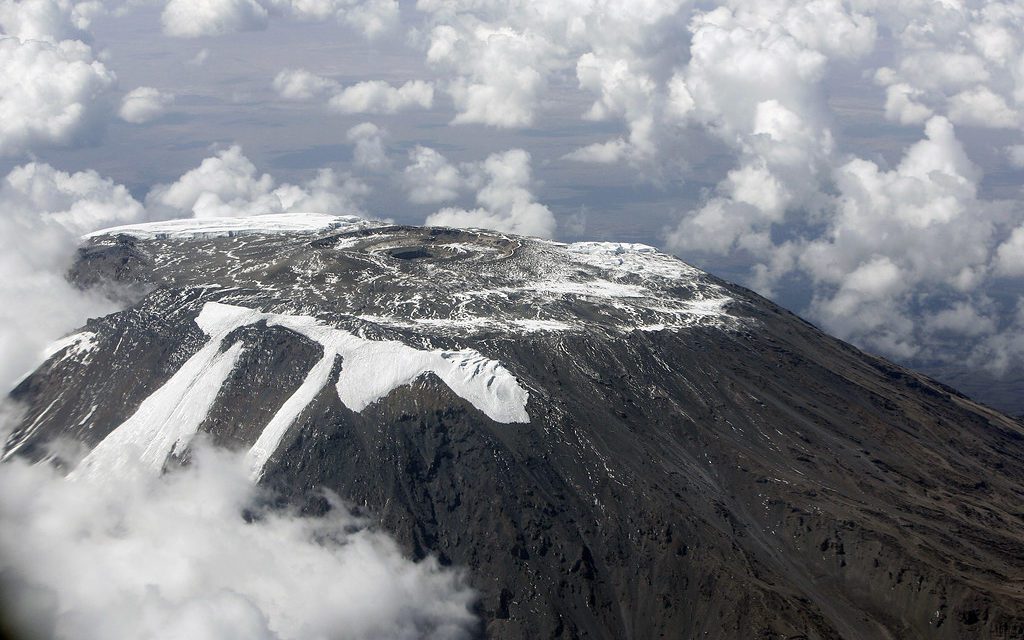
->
[4,0,1024,402]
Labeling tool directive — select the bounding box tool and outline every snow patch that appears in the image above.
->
[74,302,530,482]
[42,331,98,362]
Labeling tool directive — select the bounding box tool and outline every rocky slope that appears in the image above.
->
[6,213,1024,639]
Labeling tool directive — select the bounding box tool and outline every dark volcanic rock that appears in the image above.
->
[6,214,1024,639]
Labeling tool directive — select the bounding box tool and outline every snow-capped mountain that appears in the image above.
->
[7,214,1024,639]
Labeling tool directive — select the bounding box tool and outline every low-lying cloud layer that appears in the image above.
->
[0,437,477,640]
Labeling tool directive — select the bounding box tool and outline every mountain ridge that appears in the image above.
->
[6,213,1024,639]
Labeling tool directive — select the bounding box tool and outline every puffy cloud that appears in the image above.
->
[416,0,691,130]
[426,149,555,238]
[402,146,463,204]
[563,138,630,164]
[572,53,657,161]
[0,0,116,157]
[0,162,144,391]
[425,23,550,128]
[118,87,174,124]
[160,0,399,39]
[0,441,478,640]
[145,145,369,219]
[996,227,1024,277]
[868,2,1024,129]
[796,117,998,358]
[667,2,873,260]
[346,122,389,170]
[946,86,1020,129]
[331,0,399,38]
[272,68,340,101]
[161,0,269,38]
[272,71,431,114]
[0,0,100,42]
[328,80,434,114]
[881,82,933,126]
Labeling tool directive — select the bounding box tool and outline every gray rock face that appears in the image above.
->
[7,214,1024,639]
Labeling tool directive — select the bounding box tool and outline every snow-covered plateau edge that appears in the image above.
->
[84,212,385,240]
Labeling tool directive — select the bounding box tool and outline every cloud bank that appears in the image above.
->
[0,439,477,640]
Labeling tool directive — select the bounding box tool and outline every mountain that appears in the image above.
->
[5,213,1024,639]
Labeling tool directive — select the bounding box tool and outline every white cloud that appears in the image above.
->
[346,122,389,170]
[563,138,629,164]
[0,441,478,640]
[797,117,997,357]
[337,0,398,38]
[160,0,399,39]
[273,68,340,101]
[996,227,1024,277]
[161,0,269,38]
[426,149,555,238]
[0,162,144,391]
[947,86,1020,129]
[0,0,101,42]
[145,145,368,219]
[118,87,174,124]
[868,3,1024,130]
[328,79,434,114]
[0,34,115,157]
[272,71,431,115]
[426,24,549,128]
[881,82,933,126]
[402,146,463,204]
[666,2,868,259]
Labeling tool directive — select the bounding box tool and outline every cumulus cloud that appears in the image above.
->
[563,138,630,164]
[328,80,434,114]
[773,116,1003,361]
[346,122,390,170]
[145,145,369,219]
[946,86,1020,129]
[869,2,1024,130]
[996,227,1024,278]
[426,148,555,238]
[0,0,116,157]
[0,440,477,640]
[337,0,398,39]
[118,87,174,124]
[159,0,399,39]
[0,162,144,391]
[282,0,398,38]
[272,71,431,114]
[272,68,340,101]
[416,0,689,130]
[161,0,269,38]
[403,146,463,204]
[0,0,101,42]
